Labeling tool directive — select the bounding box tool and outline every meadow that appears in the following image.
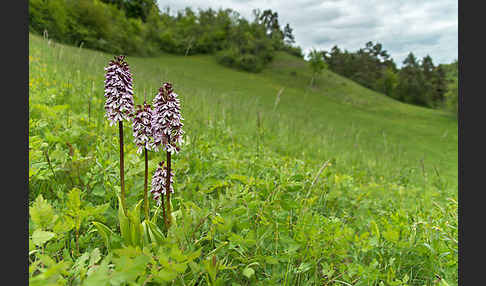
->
[29,33,457,285]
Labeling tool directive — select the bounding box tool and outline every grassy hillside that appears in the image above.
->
[29,33,457,285]
[30,34,457,187]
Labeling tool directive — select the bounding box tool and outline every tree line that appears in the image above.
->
[29,0,457,111]
[29,0,302,72]
[308,42,458,110]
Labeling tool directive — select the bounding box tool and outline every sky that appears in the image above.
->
[156,0,458,66]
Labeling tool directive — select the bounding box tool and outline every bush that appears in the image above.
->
[237,54,263,72]
[216,48,238,67]
[29,0,69,40]
[29,0,300,71]
[216,48,266,73]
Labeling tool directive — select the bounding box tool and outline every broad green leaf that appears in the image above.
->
[92,221,114,250]
[67,188,82,214]
[141,220,150,246]
[172,263,187,273]
[53,215,74,234]
[117,195,131,246]
[89,248,102,266]
[112,254,150,284]
[170,246,185,263]
[155,269,178,282]
[441,279,451,286]
[128,200,143,247]
[38,253,57,267]
[73,252,90,272]
[29,238,35,252]
[30,195,58,230]
[146,221,165,244]
[29,259,71,286]
[242,267,255,279]
[83,256,111,286]
[29,260,41,275]
[67,188,83,231]
[32,229,55,246]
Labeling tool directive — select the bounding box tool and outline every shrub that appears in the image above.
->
[216,48,239,69]
[29,0,69,40]
[29,0,301,71]
[237,54,264,72]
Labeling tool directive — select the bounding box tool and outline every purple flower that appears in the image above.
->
[104,55,134,126]
[132,102,153,154]
[150,161,174,205]
[151,83,184,154]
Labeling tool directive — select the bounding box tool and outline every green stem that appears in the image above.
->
[161,188,167,231]
[119,121,126,214]
[144,148,149,219]
[75,227,79,256]
[166,144,172,228]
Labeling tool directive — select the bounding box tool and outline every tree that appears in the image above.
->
[396,52,429,105]
[283,23,295,45]
[421,55,435,80]
[308,49,327,87]
[442,61,458,116]
[376,67,398,98]
[432,65,448,106]
[259,9,282,38]
[123,0,158,22]
[100,0,125,9]
[444,76,458,117]
[419,55,436,106]
[323,42,394,92]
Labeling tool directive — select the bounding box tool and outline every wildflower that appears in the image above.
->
[151,82,184,229]
[132,102,154,154]
[103,55,134,126]
[150,161,174,206]
[151,83,184,153]
[133,98,154,219]
[103,55,134,214]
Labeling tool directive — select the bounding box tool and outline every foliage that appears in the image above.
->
[308,49,327,87]
[29,34,457,285]
[28,1,297,73]
[441,61,459,117]
[322,43,456,110]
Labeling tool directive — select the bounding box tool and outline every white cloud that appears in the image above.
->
[156,0,458,66]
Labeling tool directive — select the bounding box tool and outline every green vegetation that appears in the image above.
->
[28,0,301,73]
[308,49,328,87]
[29,33,457,285]
[441,61,459,116]
[28,0,455,110]
[322,42,456,109]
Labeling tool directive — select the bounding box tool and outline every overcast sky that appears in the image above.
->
[156,0,458,66]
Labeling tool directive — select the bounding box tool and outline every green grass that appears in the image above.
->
[29,33,457,285]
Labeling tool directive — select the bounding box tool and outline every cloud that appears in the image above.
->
[156,0,458,65]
